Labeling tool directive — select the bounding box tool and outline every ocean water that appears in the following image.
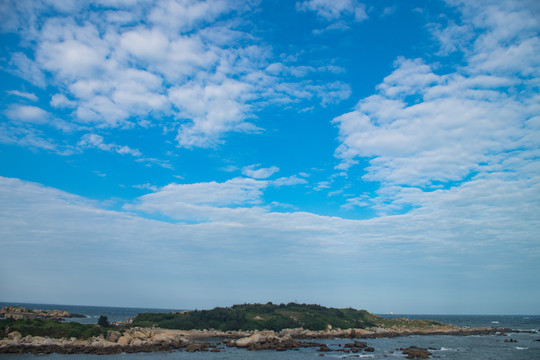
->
[1,303,539,359]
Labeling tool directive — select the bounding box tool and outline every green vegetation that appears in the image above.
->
[0,318,109,339]
[132,302,396,331]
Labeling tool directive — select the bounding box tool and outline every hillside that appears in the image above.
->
[132,302,443,331]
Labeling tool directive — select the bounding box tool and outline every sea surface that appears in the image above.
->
[1,302,539,359]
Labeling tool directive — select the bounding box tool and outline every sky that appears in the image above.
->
[0,0,539,315]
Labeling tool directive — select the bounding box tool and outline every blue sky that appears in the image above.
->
[0,0,539,315]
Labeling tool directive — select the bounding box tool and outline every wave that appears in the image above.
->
[438,347,456,351]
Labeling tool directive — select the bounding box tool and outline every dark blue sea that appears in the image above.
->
[1,302,539,359]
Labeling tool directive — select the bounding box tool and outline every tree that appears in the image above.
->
[98,315,110,327]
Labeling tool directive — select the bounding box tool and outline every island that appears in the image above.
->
[0,303,513,357]
[0,306,86,321]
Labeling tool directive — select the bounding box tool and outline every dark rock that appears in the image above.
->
[354,340,367,348]
[364,346,375,352]
[186,342,208,352]
[317,344,332,352]
[401,346,431,359]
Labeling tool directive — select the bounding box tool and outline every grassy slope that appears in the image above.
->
[132,303,444,331]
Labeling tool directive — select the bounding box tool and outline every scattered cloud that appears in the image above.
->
[127,177,269,221]
[6,90,38,101]
[314,181,331,191]
[380,6,397,17]
[133,183,159,192]
[7,53,47,88]
[334,4,539,182]
[272,175,308,187]
[2,0,352,154]
[50,94,77,108]
[77,134,142,157]
[242,165,280,179]
[0,123,57,151]
[296,0,368,22]
[331,0,540,221]
[5,105,49,124]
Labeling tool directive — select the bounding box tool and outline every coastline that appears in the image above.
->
[0,325,515,355]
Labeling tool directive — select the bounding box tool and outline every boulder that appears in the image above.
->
[345,340,367,349]
[236,333,264,348]
[7,332,22,342]
[129,329,151,339]
[150,333,175,343]
[354,341,367,348]
[30,337,53,346]
[279,334,295,347]
[317,344,332,352]
[117,335,132,345]
[186,342,208,352]
[106,331,121,342]
[129,339,144,346]
[401,346,431,359]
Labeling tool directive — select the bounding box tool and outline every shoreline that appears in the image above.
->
[0,325,518,355]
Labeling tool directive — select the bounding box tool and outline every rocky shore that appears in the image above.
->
[0,325,511,355]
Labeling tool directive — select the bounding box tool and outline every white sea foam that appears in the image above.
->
[515,347,528,350]
[438,347,456,351]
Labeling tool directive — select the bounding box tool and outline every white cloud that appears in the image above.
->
[128,177,269,221]
[296,0,368,22]
[242,165,280,179]
[2,173,539,310]
[133,183,159,192]
[7,90,38,101]
[314,181,331,191]
[5,105,49,124]
[1,0,354,155]
[170,79,256,147]
[0,123,57,151]
[128,174,310,221]
[148,0,233,32]
[8,53,47,88]
[2,0,350,150]
[78,134,142,157]
[272,175,308,187]
[50,94,76,108]
[333,0,540,212]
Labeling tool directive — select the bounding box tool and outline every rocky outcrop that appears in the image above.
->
[401,346,432,359]
[106,331,121,343]
[0,323,516,355]
[231,331,302,350]
[278,325,504,339]
[0,329,193,355]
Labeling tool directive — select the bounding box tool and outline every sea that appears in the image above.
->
[1,302,539,359]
